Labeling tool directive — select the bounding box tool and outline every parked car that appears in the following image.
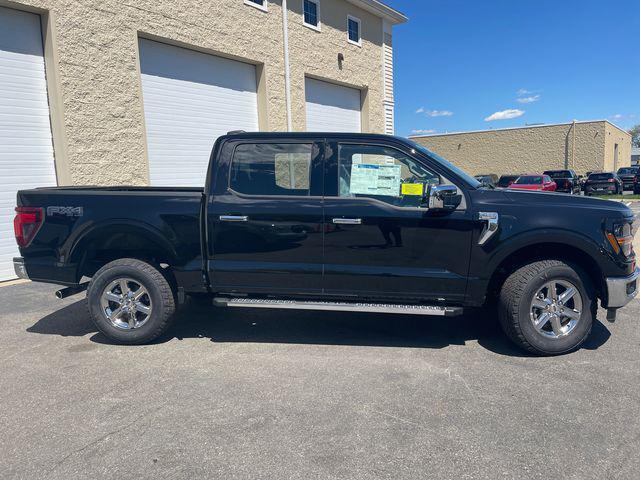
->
[474,174,499,188]
[616,166,640,191]
[543,169,581,194]
[581,171,602,191]
[496,174,521,188]
[635,173,640,195]
[12,132,638,356]
[509,174,557,191]
[584,172,623,196]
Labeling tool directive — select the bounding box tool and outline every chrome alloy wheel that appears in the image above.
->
[100,278,152,330]
[530,280,583,339]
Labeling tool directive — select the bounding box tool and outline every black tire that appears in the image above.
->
[87,258,176,344]
[498,260,595,355]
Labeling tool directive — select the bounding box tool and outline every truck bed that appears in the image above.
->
[16,186,204,288]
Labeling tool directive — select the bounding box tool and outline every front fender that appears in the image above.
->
[478,227,607,280]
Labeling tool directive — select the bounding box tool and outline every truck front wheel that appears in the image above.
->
[87,258,176,344]
[498,260,595,355]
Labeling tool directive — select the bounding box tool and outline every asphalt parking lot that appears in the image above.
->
[1,279,639,479]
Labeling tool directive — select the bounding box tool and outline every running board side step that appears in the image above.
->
[213,298,463,317]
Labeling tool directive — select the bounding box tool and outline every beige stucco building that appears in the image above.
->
[0,0,405,186]
[0,0,406,280]
[411,121,632,176]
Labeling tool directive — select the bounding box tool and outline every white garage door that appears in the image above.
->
[305,78,361,133]
[139,39,260,187]
[0,7,56,281]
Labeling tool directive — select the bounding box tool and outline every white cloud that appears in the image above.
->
[517,88,533,96]
[411,129,436,135]
[425,109,454,117]
[609,113,636,121]
[485,109,525,122]
[517,95,541,104]
[416,107,454,117]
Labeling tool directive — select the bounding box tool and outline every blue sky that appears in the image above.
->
[389,0,639,137]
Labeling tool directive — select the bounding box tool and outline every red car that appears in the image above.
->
[509,174,557,192]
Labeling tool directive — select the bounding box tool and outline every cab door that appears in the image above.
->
[322,139,475,303]
[207,138,325,294]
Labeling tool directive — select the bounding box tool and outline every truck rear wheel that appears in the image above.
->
[87,258,176,344]
[498,260,595,355]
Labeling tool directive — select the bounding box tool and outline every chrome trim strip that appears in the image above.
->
[219,215,249,222]
[333,218,362,225]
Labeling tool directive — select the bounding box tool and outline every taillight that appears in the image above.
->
[634,175,639,184]
[14,207,44,248]
[607,223,634,258]
[607,178,615,183]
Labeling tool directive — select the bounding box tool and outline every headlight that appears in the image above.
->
[607,222,634,257]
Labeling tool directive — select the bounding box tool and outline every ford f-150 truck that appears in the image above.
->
[13,133,639,355]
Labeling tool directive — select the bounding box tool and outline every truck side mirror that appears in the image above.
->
[427,185,462,211]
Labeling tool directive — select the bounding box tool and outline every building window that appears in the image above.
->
[244,0,267,12]
[347,15,361,46]
[303,0,321,31]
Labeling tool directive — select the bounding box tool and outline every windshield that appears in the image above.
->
[545,170,571,179]
[515,176,543,185]
[617,168,638,175]
[408,140,482,188]
[589,173,613,181]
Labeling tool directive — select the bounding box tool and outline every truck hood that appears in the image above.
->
[495,188,633,217]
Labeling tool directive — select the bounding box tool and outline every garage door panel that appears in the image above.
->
[305,78,362,133]
[0,6,57,281]
[139,41,257,93]
[139,39,259,187]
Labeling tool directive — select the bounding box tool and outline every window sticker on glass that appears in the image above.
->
[349,163,401,196]
[401,183,424,196]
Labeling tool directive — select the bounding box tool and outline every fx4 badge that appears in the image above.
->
[47,206,84,217]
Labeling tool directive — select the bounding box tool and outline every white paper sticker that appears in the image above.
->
[350,164,401,197]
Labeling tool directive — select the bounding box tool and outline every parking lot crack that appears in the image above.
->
[47,416,147,473]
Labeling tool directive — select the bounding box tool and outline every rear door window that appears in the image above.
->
[230,143,316,196]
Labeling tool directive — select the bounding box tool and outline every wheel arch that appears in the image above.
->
[485,240,606,303]
[68,220,180,281]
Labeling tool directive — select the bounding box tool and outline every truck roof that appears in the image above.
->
[222,131,410,142]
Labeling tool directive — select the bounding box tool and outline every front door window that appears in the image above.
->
[338,144,441,208]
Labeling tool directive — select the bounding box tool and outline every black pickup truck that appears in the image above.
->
[543,169,581,194]
[13,133,639,355]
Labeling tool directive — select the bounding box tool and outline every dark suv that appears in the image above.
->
[617,167,640,191]
[584,172,623,196]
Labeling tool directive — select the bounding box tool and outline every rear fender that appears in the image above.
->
[67,219,179,267]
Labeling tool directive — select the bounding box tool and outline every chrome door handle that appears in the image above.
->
[219,215,249,222]
[478,212,499,245]
[333,218,362,225]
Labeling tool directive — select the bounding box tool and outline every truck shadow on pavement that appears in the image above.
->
[26,298,612,357]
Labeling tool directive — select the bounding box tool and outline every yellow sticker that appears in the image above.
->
[401,183,424,196]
